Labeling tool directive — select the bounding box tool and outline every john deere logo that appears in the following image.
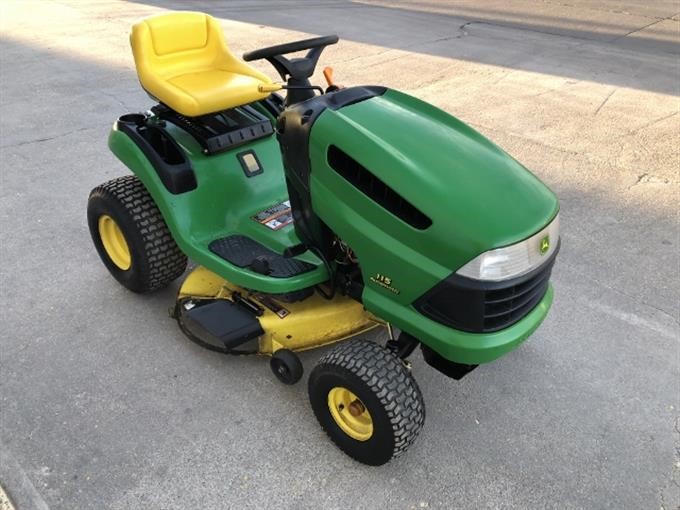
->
[539,235,550,255]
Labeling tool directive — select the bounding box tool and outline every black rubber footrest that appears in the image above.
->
[209,235,316,278]
[184,300,264,349]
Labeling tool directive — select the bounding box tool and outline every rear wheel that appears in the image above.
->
[87,175,187,293]
[308,339,425,465]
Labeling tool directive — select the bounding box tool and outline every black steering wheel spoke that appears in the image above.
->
[267,54,293,81]
[243,35,339,83]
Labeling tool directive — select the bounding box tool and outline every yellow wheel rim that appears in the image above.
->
[327,386,373,441]
[98,215,131,270]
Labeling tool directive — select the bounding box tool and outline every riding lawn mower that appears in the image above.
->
[87,11,560,465]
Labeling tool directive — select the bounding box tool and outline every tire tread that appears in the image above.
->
[315,339,425,460]
[89,175,186,292]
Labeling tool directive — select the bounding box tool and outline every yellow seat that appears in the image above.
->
[130,11,272,117]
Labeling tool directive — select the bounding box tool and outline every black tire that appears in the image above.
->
[87,175,187,293]
[270,349,304,385]
[308,339,425,466]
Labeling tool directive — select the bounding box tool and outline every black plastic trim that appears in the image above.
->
[259,92,285,118]
[236,150,264,178]
[327,145,432,230]
[152,104,274,156]
[116,116,197,195]
[243,35,339,63]
[421,344,478,380]
[277,86,387,192]
[243,35,339,105]
[277,86,387,255]
[414,240,560,333]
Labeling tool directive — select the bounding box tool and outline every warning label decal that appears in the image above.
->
[252,200,293,231]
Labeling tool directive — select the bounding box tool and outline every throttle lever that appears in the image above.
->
[323,66,343,92]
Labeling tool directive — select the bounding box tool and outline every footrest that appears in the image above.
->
[184,300,264,349]
[209,235,316,278]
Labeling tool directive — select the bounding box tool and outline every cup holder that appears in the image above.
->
[118,113,146,126]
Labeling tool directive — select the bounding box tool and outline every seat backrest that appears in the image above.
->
[130,11,236,81]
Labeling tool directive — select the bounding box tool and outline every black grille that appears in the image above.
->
[414,243,559,333]
[328,145,432,230]
[482,265,552,331]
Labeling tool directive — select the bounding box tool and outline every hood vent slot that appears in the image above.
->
[327,145,432,230]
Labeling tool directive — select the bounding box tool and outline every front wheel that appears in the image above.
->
[270,349,304,385]
[308,339,425,465]
[87,176,187,293]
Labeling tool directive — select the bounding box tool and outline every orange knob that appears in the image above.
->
[323,67,342,90]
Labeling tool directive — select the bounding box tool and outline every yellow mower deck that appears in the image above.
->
[178,266,380,355]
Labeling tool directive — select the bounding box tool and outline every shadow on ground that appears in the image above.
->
[128,0,680,95]
[0,28,678,508]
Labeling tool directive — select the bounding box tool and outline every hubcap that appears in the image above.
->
[276,362,289,378]
[98,215,131,270]
[327,386,373,441]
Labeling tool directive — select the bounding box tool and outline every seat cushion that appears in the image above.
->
[163,70,266,117]
[147,13,208,56]
[130,12,273,117]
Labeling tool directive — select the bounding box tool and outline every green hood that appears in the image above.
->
[315,88,558,259]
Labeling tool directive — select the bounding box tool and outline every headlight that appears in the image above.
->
[456,214,560,281]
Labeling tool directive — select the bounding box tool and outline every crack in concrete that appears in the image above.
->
[334,27,467,66]
[468,121,581,156]
[334,46,396,64]
[559,263,679,324]
[611,12,680,42]
[542,0,675,21]
[629,172,649,190]
[0,446,49,510]
[594,88,617,115]
[99,89,134,111]
[337,11,633,70]
[590,275,679,324]
[0,126,95,149]
[455,15,680,57]
[625,111,679,136]
[627,172,671,190]
[659,415,680,509]
[458,19,604,43]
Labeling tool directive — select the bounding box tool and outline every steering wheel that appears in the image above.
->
[243,35,339,82]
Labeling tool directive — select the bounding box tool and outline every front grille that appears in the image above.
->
[481,263,552,331]
[414,244,558,333]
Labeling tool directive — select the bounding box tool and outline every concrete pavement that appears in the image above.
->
[0,1,678,509]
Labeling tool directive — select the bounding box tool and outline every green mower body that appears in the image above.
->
[108,86,558,367]
[108,104,329,294]
[91,14,561,465]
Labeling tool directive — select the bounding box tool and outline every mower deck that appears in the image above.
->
[176,266,380,355]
